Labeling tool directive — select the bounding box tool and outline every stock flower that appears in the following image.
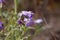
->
[0,21,4,30]
[17,18,43,27]
[18,11,34,18]
[17,11,43,27]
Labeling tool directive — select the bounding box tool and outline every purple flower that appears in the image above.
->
[17,20,23,24]
[0,0,2,3]
[0,22,4,30]
[17,11,43,27]
[22,11,33,15]
[28,14,33,18]
[18,11,34,18]
[25,19,43,27]
[25,21,34,27]
[0,0,4,3]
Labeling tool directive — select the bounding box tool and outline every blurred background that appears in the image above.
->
[0,0,60,40]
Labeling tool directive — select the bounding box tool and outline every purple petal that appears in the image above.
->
[0,0,2,2]
[26,21,34,27]
[22,11,34,17]
[17,20,23,24]
[24,18,28,22]
[0,22,3,24]
[28,14,33,18]
[0,26,4,30]
[0,0,4,3]
[0,22,4,30]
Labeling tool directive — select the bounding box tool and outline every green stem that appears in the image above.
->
[14,0,18,14]
[0,8,2,16]
[14,0,18,27]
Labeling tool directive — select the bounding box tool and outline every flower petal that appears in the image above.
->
[22,11,28,16]
[34,19,43,24]
[22,11,34,17]
[24,18,28,22]
[0,22,4,30]
[17,20,23,24]
[25,21,34,27]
